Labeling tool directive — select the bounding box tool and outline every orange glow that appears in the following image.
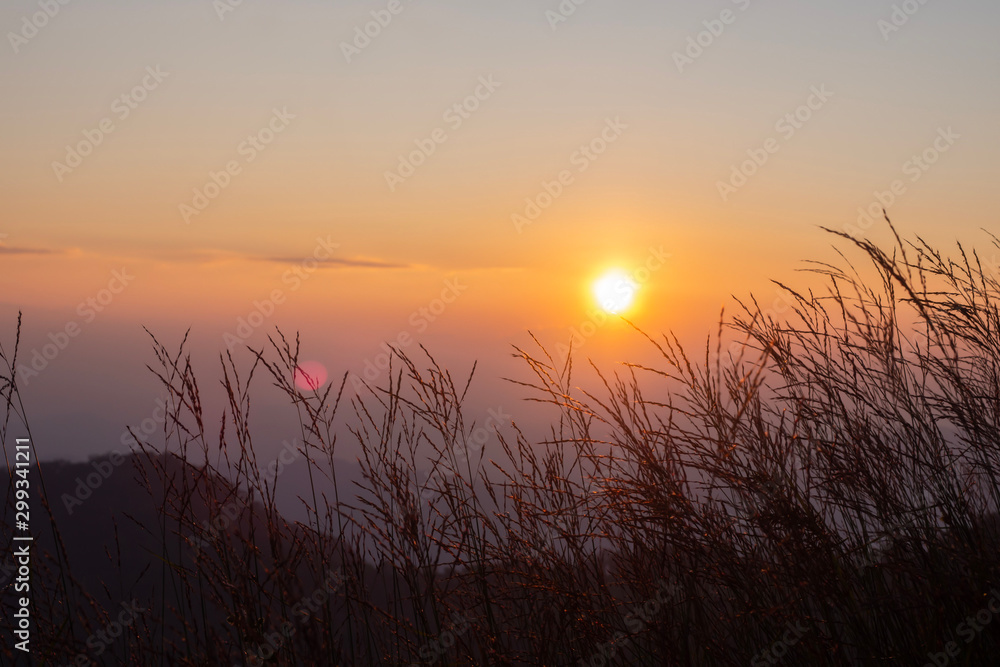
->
[594,269,639,315]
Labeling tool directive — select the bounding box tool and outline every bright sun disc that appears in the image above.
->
[594,269,638,314]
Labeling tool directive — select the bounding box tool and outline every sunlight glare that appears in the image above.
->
[594,269,639,315]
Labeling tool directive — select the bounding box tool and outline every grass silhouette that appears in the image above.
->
[3,219,1000,665]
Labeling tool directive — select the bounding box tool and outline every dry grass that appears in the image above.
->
[3,220,1000,665]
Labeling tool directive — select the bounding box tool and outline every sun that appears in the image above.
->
[593,269,639,314]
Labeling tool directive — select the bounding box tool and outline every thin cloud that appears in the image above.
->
[0,246,59,255]
[262,256,410,269]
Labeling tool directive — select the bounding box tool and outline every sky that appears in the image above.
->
[1,0,999,461]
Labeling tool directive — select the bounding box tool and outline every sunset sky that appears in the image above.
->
[2,0,998,461]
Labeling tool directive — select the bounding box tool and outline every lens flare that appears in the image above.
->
[294,361,328,391]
